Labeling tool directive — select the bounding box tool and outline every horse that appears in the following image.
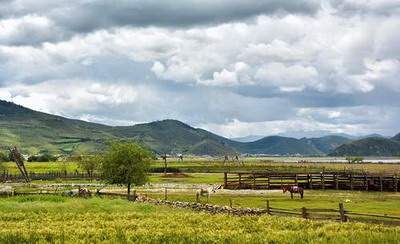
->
[196,188,214,203]
[282,185,304,199]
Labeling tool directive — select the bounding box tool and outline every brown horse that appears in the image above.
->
[282,185,304,199]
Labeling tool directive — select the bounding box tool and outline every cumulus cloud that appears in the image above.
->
[0,0,399,137]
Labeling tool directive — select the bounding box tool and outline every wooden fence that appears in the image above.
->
[1,171,99,182]
[264,200,400,225]
[224,172,400,192]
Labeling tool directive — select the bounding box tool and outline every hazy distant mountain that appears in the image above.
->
[232,136,323,155]
[230,135,265,142]
[300,135,351,154]
[278,131,386,140]
[393,133,400,142]
[358,134,386,139]
[329,137,400,156]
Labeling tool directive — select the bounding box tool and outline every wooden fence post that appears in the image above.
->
[339,203,347,222]
[229,199,233,208]
[309,174,313,189]
[164,188,168,201]
[395,176,398,192]
[295,174,298,186]
[196,192,200,203]
[238,173,242,189]
[252,173,256,190]
[365,175,368,191]
[321,173,325,190]
[302,207,308,219]
[266,200,270,215]
[379,176,383,192]
[132,190,137,201]
[335,173,339,190]
[224,172,228,189]
[350,174,354,191]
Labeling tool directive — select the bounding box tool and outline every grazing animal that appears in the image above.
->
[197,188,210,197]
[78,187,91,198]
[282,185,304,199]
[196,188,211,203]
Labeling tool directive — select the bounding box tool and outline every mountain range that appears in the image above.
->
[0,100,399,156]
[329,136,400,156]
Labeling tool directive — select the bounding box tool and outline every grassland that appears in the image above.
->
[0,195,399,243]
[3,159,400,175]
[139,190,400,216]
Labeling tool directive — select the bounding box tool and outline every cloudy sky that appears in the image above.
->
[0,0,399,138]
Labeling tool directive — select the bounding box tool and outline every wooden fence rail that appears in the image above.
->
[264,200,400,225]
[224,172,400,192]
[1,171,100,182]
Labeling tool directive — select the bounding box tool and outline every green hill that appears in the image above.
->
[393,133,400,142]
[0,100,355,156]
[0,101,115,154]
[0,101,235,155]
[109,120,235,156]
[232,136,323,155]
[329,137,400,156]
[300,136,351,154]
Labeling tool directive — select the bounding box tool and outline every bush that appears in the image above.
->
[0,152,10,162]
[28,154,58,162]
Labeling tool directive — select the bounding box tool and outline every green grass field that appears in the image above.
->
[140,190,400,216]
[3,159,400,175]
[0,195,399,243]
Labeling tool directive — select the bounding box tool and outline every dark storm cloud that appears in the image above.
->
[0,0,320,46]
[1,0,320,32]
[52,0,320,32]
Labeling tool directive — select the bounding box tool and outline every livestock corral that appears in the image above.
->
[1,157,400,243]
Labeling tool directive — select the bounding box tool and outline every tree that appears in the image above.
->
[78,155,100,180]
[346,156,364,164]
[100,142,152,198]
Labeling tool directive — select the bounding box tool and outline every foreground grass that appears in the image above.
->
[142,190,400,216]
[0,195,399,243]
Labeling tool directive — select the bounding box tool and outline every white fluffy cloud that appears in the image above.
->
[0,1,399,137]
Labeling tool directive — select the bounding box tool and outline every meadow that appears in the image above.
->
[139,189,400,215]
[2,158,400,243]
[3,158,400,174]
[0,195,399,243]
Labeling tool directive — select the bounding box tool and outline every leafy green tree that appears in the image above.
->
[27,154,57,162]
[78,155,100,179]
[101,142,152,198]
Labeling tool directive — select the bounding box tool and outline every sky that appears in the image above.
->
[0,0,399,138]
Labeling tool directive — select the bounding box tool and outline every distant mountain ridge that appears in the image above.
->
[329,137,400,157]
[230,135,265,143]
[393,133,400,142]
[1,100,397,156]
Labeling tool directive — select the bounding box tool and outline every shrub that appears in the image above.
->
[27,154,58,162]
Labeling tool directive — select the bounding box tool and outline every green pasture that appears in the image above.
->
[0,195,399,243]
[3,159,400,175]
[140,190,400,216]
